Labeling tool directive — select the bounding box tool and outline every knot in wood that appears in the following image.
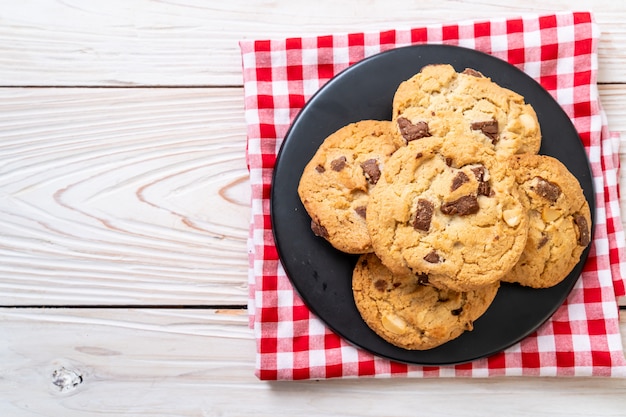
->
[52,367,83,393]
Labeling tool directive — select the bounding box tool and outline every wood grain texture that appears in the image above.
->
[0,0,624,86]
[0,308,625,417]
[0,86,625,306]
[0,88,250,305]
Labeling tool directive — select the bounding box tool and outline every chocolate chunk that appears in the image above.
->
[310,220,329,238]
[471,166,491,196]
[397,117,431,142]
[471,166,485,181]
[451,171,470,191]
[440,195,479,216]
[360,158,381,185]
[532,177,561,203]
[445,157,453,167]
[415,152,423,159]
[462,68,484,77]
[451,307,463,316]
[315,164,325,173]
[574,214,590,246]
[392,282,402,288]
[330,156,347,171]
[471,120,499,143]
[537,234,549,249]
[423,250,441,263]
[417,273,429,285]
[413,199,434,231]
[355,206,367,218]
[374,279,387,292]
[477,181,491,197]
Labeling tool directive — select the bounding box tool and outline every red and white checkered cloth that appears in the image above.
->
[241,11,626,379]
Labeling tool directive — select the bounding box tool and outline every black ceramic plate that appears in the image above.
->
[270,44,594,366]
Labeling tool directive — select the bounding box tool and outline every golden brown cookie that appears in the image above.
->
[297,120,398,253]
[352,253,499,350]
[502,154,592,288]
[391,64,541,157]
[366,135,529,291]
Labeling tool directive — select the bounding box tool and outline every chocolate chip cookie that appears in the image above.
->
[297,120,398,253]
[502,154,592,288]
[352,253,499,350]
[392,64,541,157]
[366,135,529,291]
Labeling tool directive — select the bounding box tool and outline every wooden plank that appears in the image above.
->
[0,0,624,86]
[0,308,625,417]
[0,88,249,305]
[0,86,624,306]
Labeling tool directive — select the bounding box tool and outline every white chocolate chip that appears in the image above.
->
[542,207,562,222]
[382,314,407,334]
[503,207,522,227]
[520,113,537,132]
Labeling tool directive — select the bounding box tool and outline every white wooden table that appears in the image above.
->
[1,1,625,415]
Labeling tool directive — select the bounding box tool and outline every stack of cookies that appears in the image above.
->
[297,64,592,350]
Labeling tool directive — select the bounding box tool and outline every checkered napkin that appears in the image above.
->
[241,11,626,379]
